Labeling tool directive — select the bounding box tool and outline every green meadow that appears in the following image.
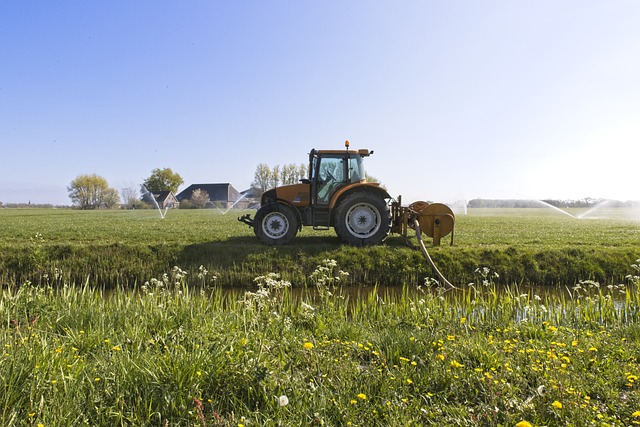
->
[0,207,638,287]
[1,208,640,426]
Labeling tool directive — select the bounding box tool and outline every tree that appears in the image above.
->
[251,163,272,194]
[190,189,210,208]
[281,163,305,185]
[120,186,140,208]
[298,163,307,181]
[102,188,121,209]
[251,163,308,195]
[142,168,184,194]
[67,174,120,209]
[270,165,281,189]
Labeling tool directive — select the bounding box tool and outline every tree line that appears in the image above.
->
[250,163,307,194]
[65,163,308,209]
[67,168,184,210]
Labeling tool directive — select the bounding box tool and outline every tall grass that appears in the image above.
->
[2,261,640,426]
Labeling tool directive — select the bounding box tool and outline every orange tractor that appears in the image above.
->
[239,141,455,246]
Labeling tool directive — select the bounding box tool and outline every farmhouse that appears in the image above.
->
[152,191,178,208]
[177,183,256,209]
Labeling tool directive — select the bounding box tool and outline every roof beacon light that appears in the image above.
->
[345,140,350,150]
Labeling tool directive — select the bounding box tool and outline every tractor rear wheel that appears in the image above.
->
[334,192,391,246]
[254,203,298,245]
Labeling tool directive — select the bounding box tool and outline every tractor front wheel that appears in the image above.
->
[254,203,298,245]
[334,192,391,246]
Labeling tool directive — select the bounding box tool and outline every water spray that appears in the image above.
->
[140,185,168,218]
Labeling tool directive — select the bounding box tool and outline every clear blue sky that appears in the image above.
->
[2,1,639,205]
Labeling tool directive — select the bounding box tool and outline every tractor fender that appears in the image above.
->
[328,183,392,209]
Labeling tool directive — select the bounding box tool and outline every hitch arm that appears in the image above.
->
[238,214,254,227]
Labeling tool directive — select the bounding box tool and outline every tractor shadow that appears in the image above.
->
[178,234,413,269]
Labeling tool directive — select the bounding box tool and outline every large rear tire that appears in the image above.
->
[334,192,391,246]
[254,204,298,245]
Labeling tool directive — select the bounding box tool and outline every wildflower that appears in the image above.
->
[357,393,367,400]
[279,395,289,406]
[450,360,464,369]
[350,399,357,405]
[552,400,563,409]
[633,410,640,417]
[460,317,466,324]
[516,421,533,427]
[112,346,121,351]
[303,342,314,350]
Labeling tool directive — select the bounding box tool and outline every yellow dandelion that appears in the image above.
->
[633,410,640,417]
[357,393,367,400]
[112,346,121,351]
[303,342,314,350]
[552,400,563,409]
[515,421,533,427]
[350,399,357,405]
[450,360,464,369]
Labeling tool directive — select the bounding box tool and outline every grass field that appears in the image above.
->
[1,208,640,425]
[0,207,638,287]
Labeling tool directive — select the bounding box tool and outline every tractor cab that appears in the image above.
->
[308,143,371,206]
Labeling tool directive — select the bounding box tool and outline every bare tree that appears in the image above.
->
[297,163,307,181]
[270,165,281,189]
[120,187,139,208]
[190,189,210,208]
[281,163,298,185]
[251,163,272,194]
